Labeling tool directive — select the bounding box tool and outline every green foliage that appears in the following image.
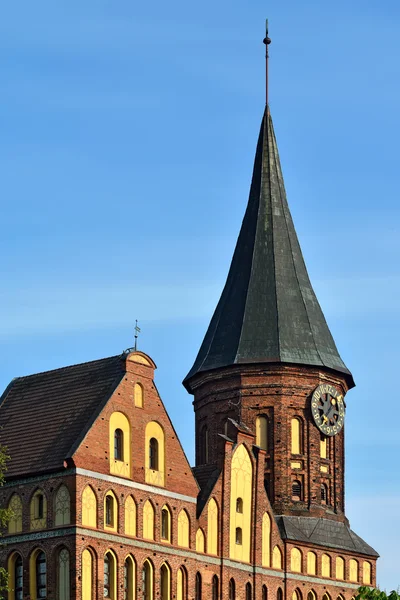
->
[0,443,10,599]
[356,587,400,600]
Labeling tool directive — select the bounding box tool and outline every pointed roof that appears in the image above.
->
[184,109,354,390]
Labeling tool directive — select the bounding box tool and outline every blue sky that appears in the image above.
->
[1,0,399,589]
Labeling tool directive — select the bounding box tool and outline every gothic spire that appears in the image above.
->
[184,106,354,390]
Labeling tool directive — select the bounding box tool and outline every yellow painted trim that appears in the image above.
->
[109,412,131,477]
[8,494,22,534]
[128,352,153,367]
[104,550,117,600]
[143,500,155,540]
[321,553,331,577]
[320,465,328,473]
[363,561,372,585]
[54,485,71,526]
[124,555,136,600]
[134,382,144,407]
[291,418,302,454]
[29,548,46,600]
[145,421,165,487]
[142,560,154,599]
[7,552,22,600]
[320,437,327,459]
[161,505,172,543]
[229,444,252,562]
[160,563,171,600]
[256,416,268,451]
[195,528,205,553]
[207,498,218,555]
[30,490,47,531]
[124,496,137,537]
[177,509,190,548]
[291,461,302,469]
[82,486,97,528]
[336,556,345,580]
[104,491,118,532]
[349,559,358,582]
[177,567,184,600]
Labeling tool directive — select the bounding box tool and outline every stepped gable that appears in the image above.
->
[276,515,379,557]
[184,109,354,390]
[0,355,125,479]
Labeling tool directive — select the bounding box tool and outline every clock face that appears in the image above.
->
[311,384,345,437]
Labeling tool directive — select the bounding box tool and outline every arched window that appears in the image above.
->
[307,592,316,600]
[229,579,236,600]
[104,492,117,530]
[109,412,131,476]
[125,496,137,536]
[236,498,243,513]
[177,567,187,600]
[143,500,155,540]
[195,572,202,600]
[199,425,209,464]
[320,435,327,458]
[82,486,97,528]
[322,594,332,600]
[55,485,71,526]
[145,421,165,486]
[114,429,124,461]
[196,528,205,553]
[82,549,93,600]
[235,527,242,545]
[272,546,283,569]
[149,438,159,470]
[30,490,47,530]
[336,556,345,580]
[321,483,328,504]
[142,560,153,600]
[277,589,283,600]
[349,559,358,582]
[8,494,23,533]
[321,554,331,577]
[292,480,302,501]
[160,563,171,600]
[58,548,70,600]
[124,556,136,600]
[291,547,302,572]
[262,512,271,567]
[212,575,219,600]
[256,416,268,451]
[245,582,252,600]
[134,382,144,407]
[161,506,171,542]
[307,552,317,575]
[291,418,302,454]
[207,498,218,555]
[7,553,23,600]
[36,551,47,599]
[292,590,301,600]
[104,551,116,599]
[363,561,372,585]
[177,509,190,548]
[262,586,268,600]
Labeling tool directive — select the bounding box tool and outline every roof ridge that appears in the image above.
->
[14,354,122,381]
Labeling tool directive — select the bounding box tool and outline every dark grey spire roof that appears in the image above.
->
[184,109,354,390]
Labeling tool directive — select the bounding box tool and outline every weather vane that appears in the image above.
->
[134,320,141,351]
[263,18,272,108]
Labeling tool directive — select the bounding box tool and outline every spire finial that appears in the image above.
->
[263,19,272,108]
[134,320,141,351]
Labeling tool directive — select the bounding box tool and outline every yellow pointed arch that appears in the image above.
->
[82,548,93,600]
[307,591,317,600]
[104,490,118,532]
[7,552,23,600]
[30,489,47,530]
[272,546,283,569]
[207,498,219,555]
[307,551,317,575]
[142,559,154,599]
[124,555,136,600]
[336,556,345,580]
[161,504,172,543]
[196,527,205,553]
[177,509,190,548]
[291,547,302,572]
[109,411,131,477]
[143,500,155,540]
[160,562,171,600]
[124,496,137,537]
[145,421,165,487]
[104,549,117,600]
[8,494,22,533]
[229,443,253,562]
[82,485,97,528]
[262,512,271,567]
[177,566,187,600]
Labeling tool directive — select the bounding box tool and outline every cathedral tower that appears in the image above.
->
[184,34,354,523]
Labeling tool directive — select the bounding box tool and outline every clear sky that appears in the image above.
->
[1,0,399,589]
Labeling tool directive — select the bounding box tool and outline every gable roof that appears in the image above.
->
[0,355,125,479]
[276,515,379,557]
[184,109,354,390]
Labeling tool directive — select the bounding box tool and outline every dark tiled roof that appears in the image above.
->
[184,109,354,390]
[192,464,221,517]
[276,515,379,557]
[0,355,125,479]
